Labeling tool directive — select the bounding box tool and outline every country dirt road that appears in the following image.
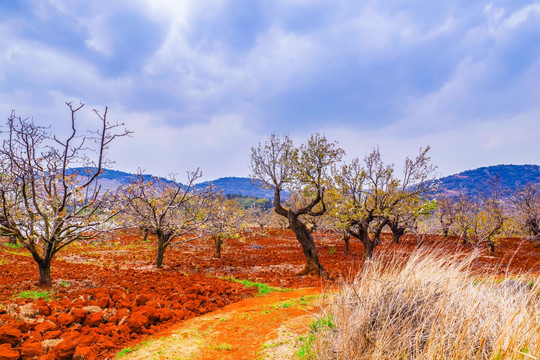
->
[120,287,324,360]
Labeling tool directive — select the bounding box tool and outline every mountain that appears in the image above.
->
[69,164,540,200]
[68,168,275,199]
[434,164,540,197]
[195,177,273,199]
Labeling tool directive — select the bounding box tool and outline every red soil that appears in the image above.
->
[0,229,539,359]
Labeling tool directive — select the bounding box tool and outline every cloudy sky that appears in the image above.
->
[0,0,539,181]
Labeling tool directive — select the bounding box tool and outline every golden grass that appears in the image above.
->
[313,251,540,360]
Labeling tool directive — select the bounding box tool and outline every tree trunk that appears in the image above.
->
[30,242,54,287]
[350,222,375,259]
[7,235,17,245]
[214,235,223,258]
[288,214,326,276]
[391,226,405,244]
[38,260,52,287]
[486,240,495,256]
[143,228,149,242]
[343,233,350,255]
[461,231,468,246]
[362,238,375,260]
[155,233,167,268]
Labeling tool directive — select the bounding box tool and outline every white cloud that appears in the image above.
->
[107,109,261,180]
[505,3,540,28]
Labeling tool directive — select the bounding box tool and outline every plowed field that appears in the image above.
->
[0,229,539,359]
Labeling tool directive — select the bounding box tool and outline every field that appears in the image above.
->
[0,230,539,359]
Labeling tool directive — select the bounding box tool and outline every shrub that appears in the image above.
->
[313,251,540,359]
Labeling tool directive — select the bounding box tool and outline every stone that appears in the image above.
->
[0,343,20,360]
[0,326,23,346]
[20,340,45,360]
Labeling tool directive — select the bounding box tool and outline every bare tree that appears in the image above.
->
[120,170,211,268]
[333,147,434,259]
[250,133,344,276]
[514,183,540,246]
[0,103,130,286]
[204,194,246,258]
[246,206,272,234]
[436,195,457,237]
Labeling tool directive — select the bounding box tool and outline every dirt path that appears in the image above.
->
[120,287,323,360]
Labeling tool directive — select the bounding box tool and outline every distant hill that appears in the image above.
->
[434,164,540,197]
[68,164,540,200]
[68,168,275,199]
[195,177,274,199]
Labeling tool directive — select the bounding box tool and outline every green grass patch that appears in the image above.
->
[115,339,153,358]
[222,277,290,295]
[214,343,233,351]
[263,341,285,349]
[115,347,134,358]
[3,242,23,248]
[2,250,31,257]
[271,295,320,310]
[296,316,335,359]
[16,290,53,301]
[296,334,316,359]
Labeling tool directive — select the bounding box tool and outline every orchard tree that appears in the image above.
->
[204,194,246,258]
[250,133,344,276]
[385,147,435,243]
[121,170,211,268]
[452,194,477,245]
[0,103,129,286]
[436,195,458,237]
[470,198,505,256]
[333,147,434,259]
[332,152,390,259]
[246,206,272,234]
[513,183,540,246]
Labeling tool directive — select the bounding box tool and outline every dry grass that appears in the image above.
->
[313,251,540,360]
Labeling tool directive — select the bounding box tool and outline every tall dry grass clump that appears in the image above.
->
[314,252,540,360]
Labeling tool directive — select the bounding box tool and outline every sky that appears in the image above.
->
[0,0,539,181]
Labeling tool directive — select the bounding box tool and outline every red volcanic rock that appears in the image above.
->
[15,321,31,333]
[73,345,98,360]
[135,293,151,306]
[38,353,56,360]
[20,340,45,360]
[33,300,50,316]
[52,339,77,360]
[73,333,98,347]
[117,324,130,335]
[56,313,75,327]
[69,308,88,323]
[110,290,126,303]
[96,297,110,309]
[93,289,110,300]
[125,313,149,332]
[0,326,23,346]
[154,308,173,322]
[0,343,19,360]
[96,335,115,350]
[34,321,57,334]
[116,299,133,310]
[42,330,62,340]
[132,306,158,322]
[83,312,103,327]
